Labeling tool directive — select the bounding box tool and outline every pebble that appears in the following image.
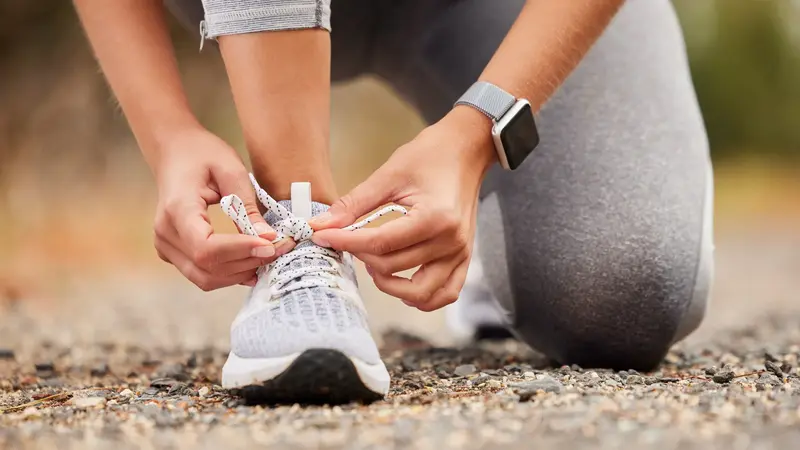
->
[150,378,179,388]
[0,348,15,360]
[119,389,134,397]
[90,363,110,377]
[453,364,477,377]
[71,397,107,408]
[713,371,735,384]
[704,366,718,376]
[33,361,56,372]
[470,375,491,386]
[510,376,563,401]
[198,386,210,397]
[765,360,783,377]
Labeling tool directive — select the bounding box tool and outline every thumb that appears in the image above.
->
[216,169,277,241]
[310,171,393,230]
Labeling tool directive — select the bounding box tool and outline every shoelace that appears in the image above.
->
[221,174,406,298]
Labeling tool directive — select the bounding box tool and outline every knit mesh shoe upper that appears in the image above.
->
[229,199,382,364]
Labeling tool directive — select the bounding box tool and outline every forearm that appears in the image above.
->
[74,0,200,167]
[482,0,625,110]
[446,0,625,166]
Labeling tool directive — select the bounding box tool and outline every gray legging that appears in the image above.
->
[168,0,713,370]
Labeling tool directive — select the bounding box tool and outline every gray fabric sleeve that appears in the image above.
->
[201,0,331,38]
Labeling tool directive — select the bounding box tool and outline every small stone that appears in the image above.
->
[35,362,55,373]
[143,387,159,396]
[765,351,781,363]
[486,379,502,389]
[21,406,40,418]
[470,375,491,386]
[119,389,134,397]
[781,362,793,374]
[198,386,210,397]
[523,371,536,379]
[626,375,644,385]
[765,360,783,378]
[713,371,735,384]
[150,378,179,388]
[0,349,14,360]
[186,354,198,368]
[510,376,562,401]
[704,366,717,376]
[90,363,110,377]
[504,365,524,373]
[71,397,107,408]
[453,364,477,377]
[659,377,681,383]
[167,382,188,395]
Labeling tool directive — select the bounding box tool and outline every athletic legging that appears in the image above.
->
[168,0,713,370]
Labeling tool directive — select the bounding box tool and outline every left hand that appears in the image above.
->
[309,107,496,311]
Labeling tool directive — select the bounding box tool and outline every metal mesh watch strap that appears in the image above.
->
[454,81,517,121]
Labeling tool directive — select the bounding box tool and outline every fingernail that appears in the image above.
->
[310,212,332,225]
[251,245,275,258]
[312,235,330,248]
[253,222,271,236]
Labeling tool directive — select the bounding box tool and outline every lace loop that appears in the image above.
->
[220,174,407,298]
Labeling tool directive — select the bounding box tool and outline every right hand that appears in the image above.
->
[152,128,292,290]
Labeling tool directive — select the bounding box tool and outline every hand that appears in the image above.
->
[152,128,293,291]
[310,108,496,311]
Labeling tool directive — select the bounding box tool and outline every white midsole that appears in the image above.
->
[221,351,391,395]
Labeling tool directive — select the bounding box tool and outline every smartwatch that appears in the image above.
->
[454,81,539,170]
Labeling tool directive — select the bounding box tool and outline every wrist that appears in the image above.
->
[439,106,497,171]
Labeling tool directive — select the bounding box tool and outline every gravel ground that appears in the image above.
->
[2,231,800,449]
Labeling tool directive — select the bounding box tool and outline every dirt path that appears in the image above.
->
[1,230,799,449]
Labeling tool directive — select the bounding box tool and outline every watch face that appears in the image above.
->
[500,103,539,170]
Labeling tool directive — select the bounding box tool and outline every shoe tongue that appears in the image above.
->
[264,198,331,253]
[264,201,330,227]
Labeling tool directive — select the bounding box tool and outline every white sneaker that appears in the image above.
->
[219,178,404,404]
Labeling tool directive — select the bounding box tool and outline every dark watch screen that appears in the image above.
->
[500,103,539,170]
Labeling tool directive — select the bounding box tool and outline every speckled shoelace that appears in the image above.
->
[220,174,406,297]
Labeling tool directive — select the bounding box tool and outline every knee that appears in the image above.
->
[512,244,706,371]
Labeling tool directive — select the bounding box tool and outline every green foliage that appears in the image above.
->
[674,0,800,158]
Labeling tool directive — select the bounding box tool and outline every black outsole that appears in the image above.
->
[230,348,385,406]
[474,325,516,341]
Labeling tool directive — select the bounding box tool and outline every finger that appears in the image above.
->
[156,238,259,291]
[214,168,277,240]
[354,236,463,274]
[309,169,393,230]
[312,209,444,255]
[371,254,461,306]
[416,258,470,312]
[217,256,269,276]
[166,226,276,268]
[168,196,216,252]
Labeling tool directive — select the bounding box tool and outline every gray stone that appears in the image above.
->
[470,375,492,386]
[713,371,735,384]
[90,363,109,377]
[765,360,783,378]
[510,376,562,400]
[453,364,477,377]
[0,349,14,360]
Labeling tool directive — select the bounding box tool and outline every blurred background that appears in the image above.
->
[0,1,798,347]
